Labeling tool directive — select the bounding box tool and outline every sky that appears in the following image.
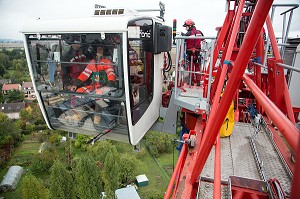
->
[0,0,299,40]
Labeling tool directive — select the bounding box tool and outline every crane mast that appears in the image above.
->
[165,0,300,198]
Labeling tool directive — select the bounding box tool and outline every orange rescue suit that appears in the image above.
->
[74,58,115,93]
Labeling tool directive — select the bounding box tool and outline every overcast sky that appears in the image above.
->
[0,0,299,40]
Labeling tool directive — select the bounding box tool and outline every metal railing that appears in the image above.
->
[264,4,299,65]
[173,35,216,113]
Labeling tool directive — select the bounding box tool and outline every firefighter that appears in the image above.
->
[70,46,116,92]
[70,45,116,130]
[183,19,204,86]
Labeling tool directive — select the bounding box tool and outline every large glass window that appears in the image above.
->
[26,33,128,136]
[128,19,154,125]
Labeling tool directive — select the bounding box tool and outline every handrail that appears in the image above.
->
[277,63,300,73]
[175,36,216,40]
[254,62,300,73]
[267,3,299,60]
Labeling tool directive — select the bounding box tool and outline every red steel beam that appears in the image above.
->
[211,2,246,198]
[266,15,295,123]
[254,30,264,112]
[189,0,274,185]
[210,0,245,112]
[243,75,299,152]
[266,15,281,60]
[164,143,188,199]
[213,134,221,199]
[210,10,235,102]
[283,76,296,124]
[290,134,300,199]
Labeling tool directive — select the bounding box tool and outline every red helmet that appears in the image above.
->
[183,19,195,27]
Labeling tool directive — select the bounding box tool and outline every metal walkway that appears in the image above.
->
[198,122,292,198]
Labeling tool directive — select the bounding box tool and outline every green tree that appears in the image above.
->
[50,160,74,199]
[119,153,137,185]
[144,131,174,157]
[76,156,102,199]
[49,132,62,146]
[102,146,120,198]
[10,70,30,83]
[0,63,6,77]
[0,53,11,70]
[4,89,24,103]
[88,140,113,161]
[0,88,4,103]
[74,134,90,149]
[31,151,55,174]
[0,112,22,147]
[30,102,45,125]
[21,174,49,199]
[12,59,26,70]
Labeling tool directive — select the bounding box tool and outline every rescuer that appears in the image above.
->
[183,19,204,86]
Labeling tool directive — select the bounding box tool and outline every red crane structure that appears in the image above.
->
[165,0,300,198]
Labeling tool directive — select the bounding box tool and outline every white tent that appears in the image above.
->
[0,166,24,192]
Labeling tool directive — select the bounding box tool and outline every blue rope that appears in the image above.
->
[224,60,232,69]
[252,57,262,64]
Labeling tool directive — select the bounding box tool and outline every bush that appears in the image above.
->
[30,151,55,174]
[49,132,62,146]
[135,147,146,159]
[74,134,90,150]
[119,153,138,185]
[22,174,49,199]
[144,131,174,157]
[34,124,48,131]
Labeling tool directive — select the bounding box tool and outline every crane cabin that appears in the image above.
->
[22,8,172,145]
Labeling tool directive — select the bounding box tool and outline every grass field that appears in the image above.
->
[0,133,179,199]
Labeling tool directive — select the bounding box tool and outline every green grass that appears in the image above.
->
[14,142,41,156]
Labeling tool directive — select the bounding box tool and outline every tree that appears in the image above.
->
[102,145,120,198]
[88,140,114,161]
[0,53,11,70]
[50,160,74,199]
[30,102,45,125]
[31,151,55,174]
[21,174,49,199]
[119,153,137,185]
[76,156,102,199]
[144,131,174,157]
[49,132,62,146]
[74,134,90,149]
[10,70,30,83]
[0,89,4,104]
[4,89,24,103]
[12,59,26,70]
[0,63,6,77]
[0,112,22,147]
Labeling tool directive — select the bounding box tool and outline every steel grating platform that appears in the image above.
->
[198,122,292,198]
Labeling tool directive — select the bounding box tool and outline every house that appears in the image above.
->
[22,81,35,99]
[0,79,11,85]
[0,102,25,119]
[1,84,21,94]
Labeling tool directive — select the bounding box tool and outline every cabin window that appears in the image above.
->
[128,19,154,125]
[25,33,128,136]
